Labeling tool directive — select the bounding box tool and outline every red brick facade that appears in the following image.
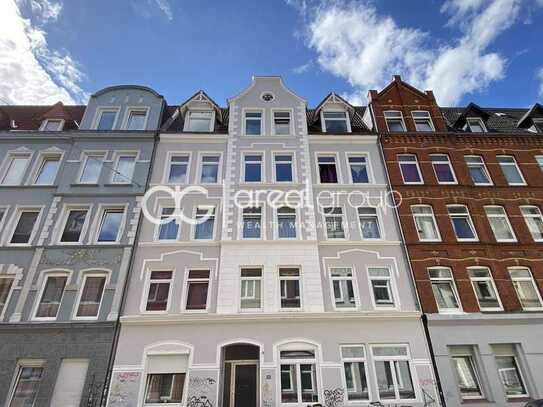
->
[372,77,543,315]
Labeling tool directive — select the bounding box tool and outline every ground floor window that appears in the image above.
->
[492,344,528,399]
[450,346,484,400]
[8,364,44,407]
[372,345,415,401]
[280,350,319,404]
[144,373,186,404]
[341,345,369,401]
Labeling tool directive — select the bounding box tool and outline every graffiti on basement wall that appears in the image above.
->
[186,396,213,407]
[323,388,344,407]
[107,371,141,407]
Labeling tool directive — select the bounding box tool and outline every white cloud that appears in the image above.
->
[154,0,173,20]
[0,0,86,105]
[293,60,313,74]
[538,67,543,97]
[300,0,533,105]
[132,0,174,21]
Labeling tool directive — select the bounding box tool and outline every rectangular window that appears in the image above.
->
[2,155,29,185]
[97,208,124,242]
[242,207,262,239]
[466,118,486,133]
[187,111,213,132]
[194,207,215,240]
[0,277,14,317]
[60,209,88,243]
[280,350,318,403]
[274,111,291,135]
[157,208,180,240]
[96,110,117,130]
[468,267,502,310]
[536,155,543,172]
[318,156,338,183]
[520,206,543,241]
[484,206,516,242]
[348,156,369,183]
[167,155,189,184]
[8,365,44,406]
[277,206,297,239]
[34,156,61,185]
[200,155,219,183]
[411,205,441,241]
[41,119,63,131]
[398,154,422,184]
[244,154,262,182]
[245,111,262,135]
[509,267,543,310]
[331,268,356,309]
[358,207,381,239]
[35,275,67,318]
[324,207,345,239]
[76,275,106,318]
[465,155,492,185]
[372,345,415,400]
[495,354,527,398]
[274,154,293,182]
[112,155,136,184]
[430,154,456,184]
[79,153,104,184]
[497,155,526,185]
[185,270,210,311]
[429,267,461,312]
[384,111,406,132]
[126,110,147,130]
[412,111,434,132]
[448,205,478,241]
[369,268,395,308]
[10,210,39,244]
[240,268,262,310]
[452,355,484,399]
[279,267,301,309]
[341,345,369,401]
[322,111,349,133]
[145,271,172,311]
[144,373,186,404]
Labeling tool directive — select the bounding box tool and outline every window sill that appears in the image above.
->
[70,183,99,187]
[460,398,489,404]
[104,183,133,187]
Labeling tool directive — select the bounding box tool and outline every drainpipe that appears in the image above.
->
[370,104,446,407]
[99,124,160,406]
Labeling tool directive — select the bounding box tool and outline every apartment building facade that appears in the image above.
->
[373,76,543,406]
[107,77,439,407]
[0,86,162,407]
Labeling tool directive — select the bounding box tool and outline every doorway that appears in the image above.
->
[221,344,260,407]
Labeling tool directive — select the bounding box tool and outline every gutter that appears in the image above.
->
[370,104,447,407]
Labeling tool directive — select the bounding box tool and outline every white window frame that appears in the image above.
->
[329,267,359,311]
[496,155,526,186]
[430,154,457,185]
[508,266,543,311]
[243,108,264,136]
[93,204,127,244]
[164,152,191,185]
[321,109,352,133]
[183,110,215,133]
[464,155,493,186]
[32,271,71,321]
[273,152,296,183]
[340,345,371,403]
[397,154,423,185]
[77,151,106,184]
[323,206,348,240]
[428,267,462,313]
[242,152,264,183]
[316,153,341,184]
[240,205,264,240]
[494,353,529,399]
[384,110,407,132]
[275,206,299,240]
[6,360,46,407]
[32,152,63,186]
[357,206,383,241]
[367,267,399,310]
[110,151,138,184]
[465,117,487,133]
[122,106,150,130]
[411,110,435,132]
[484,205,517,243]
[535,155,543,172]
[6,206,43,247]
[447,204,478,242]
[92,107,120,130]
[451,353,485,400]
[197,152,222,184]
[72,272,109,320]
[467,266,503,311]
[55,205,92,245]
[181,268,211,313]
[277,344,320,405]
[278,266,303,311]
[0,275,16,320]
[0,152,32,186]
[39,118,65,131]
[140,269,174,314]
[411,205,441,242]
[154,205,182,241]
[239,266,263,312]
[191,205,216,241]
[272,109,294,136]
[520,205,543,242]
[346,153,373,184]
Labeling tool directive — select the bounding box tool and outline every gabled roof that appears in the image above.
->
[517,103,543,128]
[228,76,306,105]
[372,75,430,100]
[312,92,354,120]
[452,102,490,128]
[0,105,85,131]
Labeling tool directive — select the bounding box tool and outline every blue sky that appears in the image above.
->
[1,0,542,107]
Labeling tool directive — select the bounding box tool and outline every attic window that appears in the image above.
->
[412,111,434,132]
[322,111,350,133]
[465,118,486,133]
[40,119,64,131]
[185,111,213,132]
[384,111,406,132]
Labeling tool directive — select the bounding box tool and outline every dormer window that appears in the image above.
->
[384,111,406,132]
[465,118,486,133]
[185,111,214,132]
[412,111,434,132]
[322,111,350,133]
[40,119,64,131]
[125,109,148,130]
[95,109,118,130]
[532,120,543,133]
